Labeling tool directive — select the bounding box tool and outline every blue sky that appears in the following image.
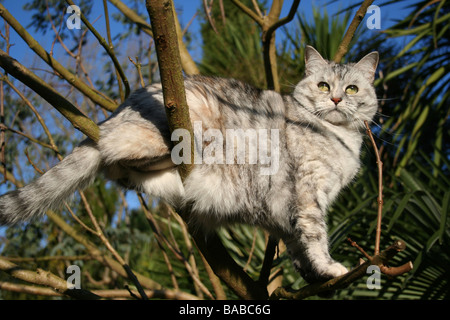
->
[1,0,416,64]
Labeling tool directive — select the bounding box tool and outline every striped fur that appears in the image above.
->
[0,46,378,283]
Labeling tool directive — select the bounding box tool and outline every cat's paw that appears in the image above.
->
[301,262,348,283]
[320,262,348,279]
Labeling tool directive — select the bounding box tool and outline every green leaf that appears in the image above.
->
[387,193,413,232]
[400,169,423,191]
[382,62,418,82]
[439,192,450,245]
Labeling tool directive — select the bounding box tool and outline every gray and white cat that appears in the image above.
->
[0,46,378,283]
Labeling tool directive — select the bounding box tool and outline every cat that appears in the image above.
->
[0,46,379,283]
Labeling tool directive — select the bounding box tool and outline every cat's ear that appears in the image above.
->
[354,52,379,83]
[305,46,328,76]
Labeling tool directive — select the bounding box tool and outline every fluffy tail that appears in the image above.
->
[0,140,102,225]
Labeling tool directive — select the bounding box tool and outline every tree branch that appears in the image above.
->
[146,0,194,181]
[333,0,375,63]
[108,0,199,76]
[0,281,200,300]
[258,235,278,287]
[229,0,264,25]
[192,231,268,299]
[0,49,100,142]
[270,240,413,300]
[146,0,270,300]
[45,209,163,291]
[0,257,101,300]
[364,120,383,255]
[65,0,130,100]
[231,0,301,92]
[0,3,117,112]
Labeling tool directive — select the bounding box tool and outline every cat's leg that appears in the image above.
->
[98,120,184,205]
[283,204,348,283]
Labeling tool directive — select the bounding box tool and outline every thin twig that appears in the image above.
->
[0,49,101,142]
[103,0,125,101]
[4,255,92,263]
[1,75,60,155]
[139,196,214,299]
[347,237,372,260]
[24,149,44,175]
[231,0,301,91]
[219,0,226,24]
[0,281,200,300]
[244,228,258,272]
[65,0,130,100]
[230,0,264,25]
[78,191,149,300]
[0,124,54,151]
[128,56,146,88]
[203,0,219,34]
[0,3,117,112]
[364,120,383,256]
[0,257,101,299]
[108,0,199,75]
[251,0,263,17]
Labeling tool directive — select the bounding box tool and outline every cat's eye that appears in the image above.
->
[318,82,330,92]
[345,85,358,94]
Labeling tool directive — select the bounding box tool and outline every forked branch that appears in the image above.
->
[270,240,412,300]
[231,0,301,91]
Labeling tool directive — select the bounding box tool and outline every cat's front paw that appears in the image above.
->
[321,262,348,279]
[302,262,348,283]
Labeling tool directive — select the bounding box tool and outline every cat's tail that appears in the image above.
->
[0,139,102,225]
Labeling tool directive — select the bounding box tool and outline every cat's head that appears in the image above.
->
[293,46,379,128]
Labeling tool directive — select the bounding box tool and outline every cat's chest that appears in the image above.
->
[286,125,361,184]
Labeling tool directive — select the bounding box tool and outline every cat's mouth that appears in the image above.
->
[323,108,351,125]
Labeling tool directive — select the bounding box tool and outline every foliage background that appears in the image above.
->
[0,0,448,300]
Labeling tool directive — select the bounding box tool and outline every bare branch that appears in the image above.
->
[65,0,131,100]
[78,191,149,300]
[258,235,278,287]
[0,281,200,300]
[146,0,194,181]
[0,257,101,299]
[0,49,100,142]
[203,0,219,34]
[128,56,146,88]
[270,240,413,300]
[364,120,384,255]
[0,3,118,112]
[231,0,301,91]
[333,0,375,62]
[45,209,163,291]
[108,0,199,75]
[229,0,264,25]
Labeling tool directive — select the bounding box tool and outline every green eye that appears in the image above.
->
[345,85,358,94]
[318,82,330,92]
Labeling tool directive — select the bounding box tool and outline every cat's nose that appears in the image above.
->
[331,97,342,105]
